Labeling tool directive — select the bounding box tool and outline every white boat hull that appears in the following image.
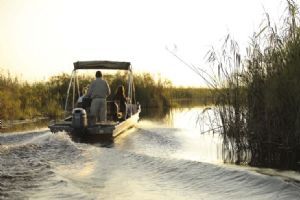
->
[49,110,140,140]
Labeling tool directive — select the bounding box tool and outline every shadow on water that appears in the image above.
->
[70,134,115,148]
[140,99,210,121]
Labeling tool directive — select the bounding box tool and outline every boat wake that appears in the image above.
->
[0,127,300,199]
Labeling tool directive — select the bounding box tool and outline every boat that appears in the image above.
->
[48,60,141,140]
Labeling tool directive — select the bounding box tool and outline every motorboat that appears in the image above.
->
[48,60,141,140]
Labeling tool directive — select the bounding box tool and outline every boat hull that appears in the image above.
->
[49,110,140,140]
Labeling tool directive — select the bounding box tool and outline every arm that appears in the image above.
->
[106,81,111,96]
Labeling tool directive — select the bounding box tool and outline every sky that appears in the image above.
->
[0,0,293,86]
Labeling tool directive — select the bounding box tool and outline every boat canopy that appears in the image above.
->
[66,60,135,113]
[73,61,131,71]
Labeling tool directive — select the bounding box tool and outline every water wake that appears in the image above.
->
[0,123,300,199]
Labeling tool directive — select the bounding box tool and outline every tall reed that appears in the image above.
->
[204,0,300,169]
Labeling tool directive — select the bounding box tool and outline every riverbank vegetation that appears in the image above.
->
[0,70,212,121]
[202,0,300,170]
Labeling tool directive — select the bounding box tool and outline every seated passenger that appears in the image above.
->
[113,85,128,120]
[76,88,91,110]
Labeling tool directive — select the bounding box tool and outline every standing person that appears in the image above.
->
[86,71,111,123]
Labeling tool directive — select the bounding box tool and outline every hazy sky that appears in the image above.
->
[0,0,292,86]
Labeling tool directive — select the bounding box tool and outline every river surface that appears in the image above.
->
[1,106,300,199]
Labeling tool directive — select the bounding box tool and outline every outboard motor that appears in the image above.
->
[72,108,87,129]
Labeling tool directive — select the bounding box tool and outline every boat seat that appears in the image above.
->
[82,97,92,110]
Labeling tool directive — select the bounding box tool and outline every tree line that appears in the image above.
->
[0,70,212,121]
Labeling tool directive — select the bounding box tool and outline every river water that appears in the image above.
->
[1,106,300,199]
